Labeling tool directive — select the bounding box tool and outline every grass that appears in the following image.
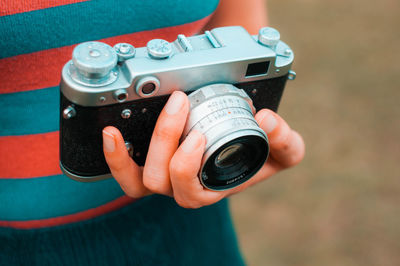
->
[230,0,400,265]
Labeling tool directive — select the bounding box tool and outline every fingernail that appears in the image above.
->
[262,113,278,134]
[103,130,115,152]
[165,91,185,115]
[181,131,203,153]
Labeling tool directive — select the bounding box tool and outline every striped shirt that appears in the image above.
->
[0,2,246,265]
[0,0,218,228]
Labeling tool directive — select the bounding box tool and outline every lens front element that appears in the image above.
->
[215,143,244,169]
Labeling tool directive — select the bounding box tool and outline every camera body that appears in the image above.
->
[60,26,295,183]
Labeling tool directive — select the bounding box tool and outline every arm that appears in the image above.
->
[203,0,268,34]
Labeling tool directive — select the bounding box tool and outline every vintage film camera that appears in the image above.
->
[60,26,296,190]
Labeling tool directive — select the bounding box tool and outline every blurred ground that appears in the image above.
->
[230,0,400,265]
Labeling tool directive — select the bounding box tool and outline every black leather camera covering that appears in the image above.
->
[60,74,289,177]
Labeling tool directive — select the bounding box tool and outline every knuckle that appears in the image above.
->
[105,151,131,172]
[283,153,304,168]
[143,171,169,195]
[292,153,305,166]
[110,160,127,172]
[107,158,126,172]
[174,196,203,209]
[170,160,189,178]
[280,142,291,153]
[122,186,142,199]
[289,147,305,167]
[282,131,306,167]
[255,108,273,120]
[270,127,291,149]
[154,121,180,142]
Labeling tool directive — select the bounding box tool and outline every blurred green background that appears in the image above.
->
[230,0,400,265]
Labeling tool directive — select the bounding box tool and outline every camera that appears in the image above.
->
[60,26,296,190]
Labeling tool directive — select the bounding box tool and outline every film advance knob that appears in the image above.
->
[258,27,280,48]
[72,41,118,78]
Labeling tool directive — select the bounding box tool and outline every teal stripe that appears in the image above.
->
[0,175,125,221]
[0,197,245,266]
[0,86,59,136]
[0,0,219,58]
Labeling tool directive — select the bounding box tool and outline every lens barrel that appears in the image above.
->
[185,84,269,190]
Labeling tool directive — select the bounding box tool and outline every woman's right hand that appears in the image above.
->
[102,91,304,208]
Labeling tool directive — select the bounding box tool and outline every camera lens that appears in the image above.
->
[202,135,268,188]
[185,84,269,191]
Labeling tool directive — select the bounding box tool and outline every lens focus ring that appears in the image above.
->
[185,84,253,136]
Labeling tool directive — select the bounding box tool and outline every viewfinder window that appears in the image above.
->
[245,61,270,77]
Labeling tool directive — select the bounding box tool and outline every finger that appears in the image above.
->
[244,97,256,114]
[255,109,305,168]
[103,126,149,198]
[227,111,305,196]
[142,91,189,196]
[169,131,225,209]
[227,135,303,195]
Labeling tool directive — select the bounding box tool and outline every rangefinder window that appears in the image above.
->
[245,61,270,77]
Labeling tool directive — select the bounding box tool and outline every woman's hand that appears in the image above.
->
[102,91,305,208]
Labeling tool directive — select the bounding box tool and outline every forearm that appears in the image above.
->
[203,0,268,34]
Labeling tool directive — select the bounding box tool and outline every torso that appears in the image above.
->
[0,0,218,228]
[0,3,246,265]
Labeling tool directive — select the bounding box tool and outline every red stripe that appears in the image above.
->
[0,195,136,229]
[0,132,61,178]
[0,0,88,16]
[0,16,211,94]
